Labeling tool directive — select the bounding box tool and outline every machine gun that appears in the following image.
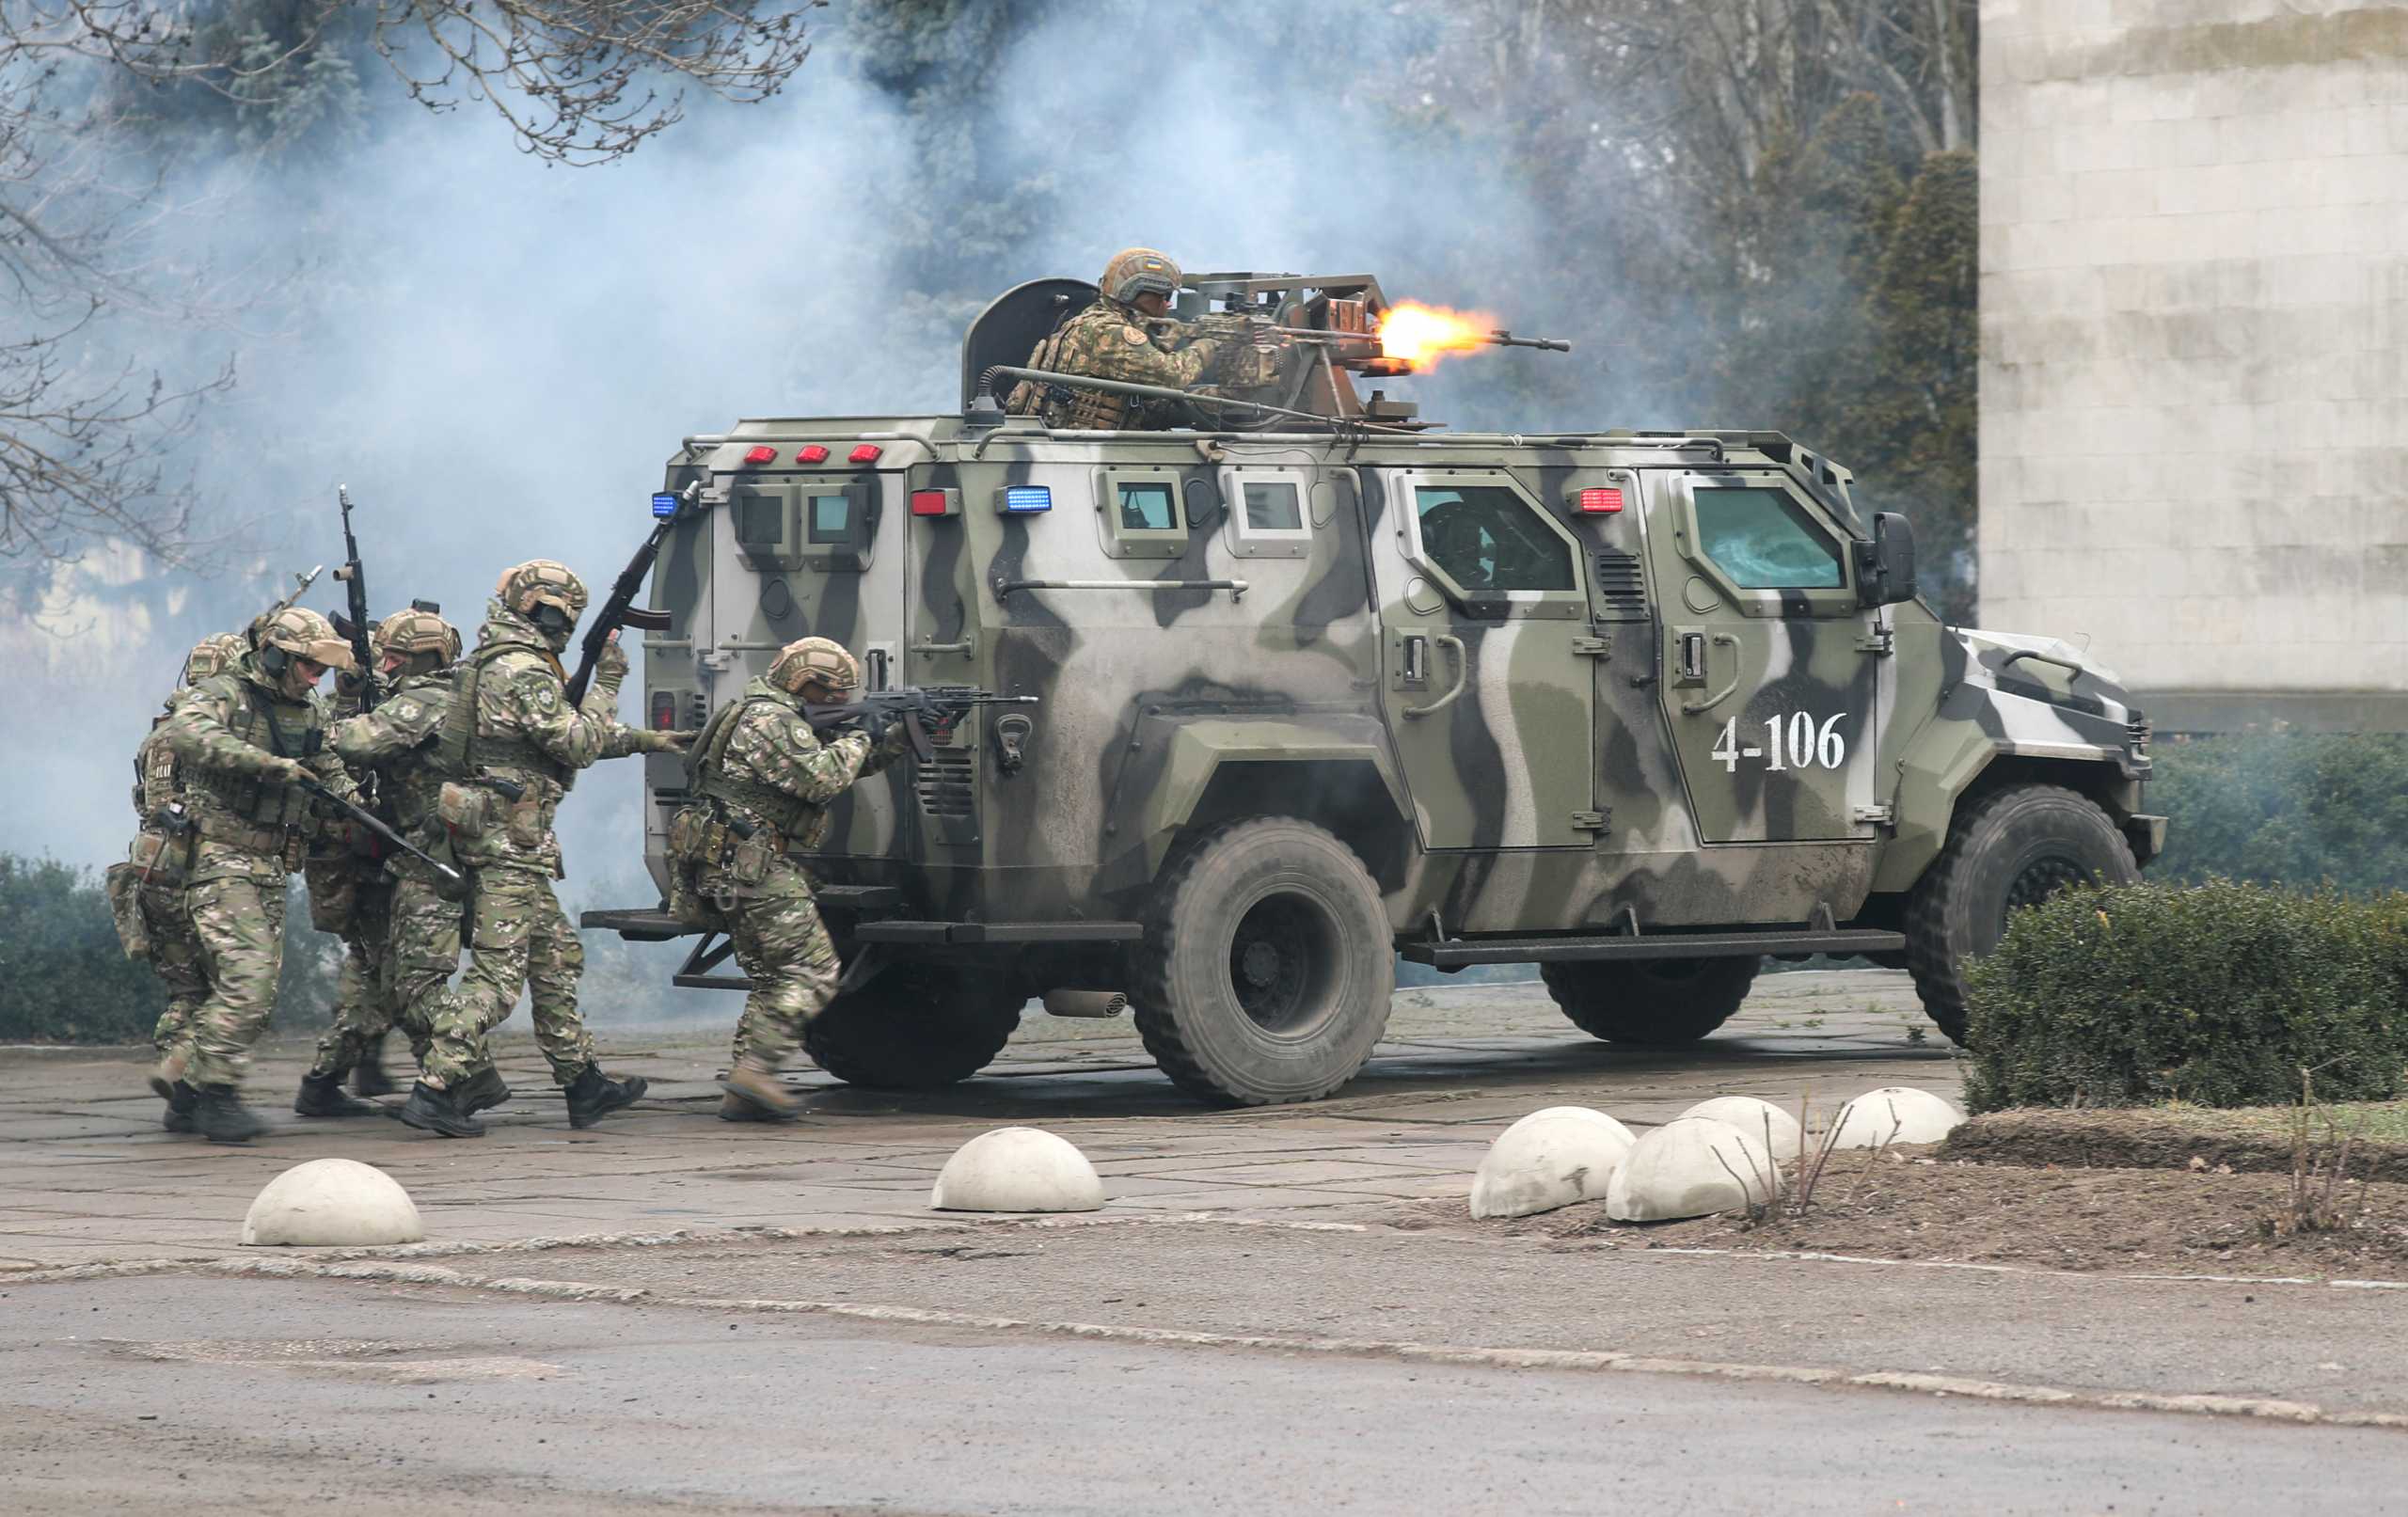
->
[329,486,376,719]
[801,687,1040,764]
[563,481,695,709]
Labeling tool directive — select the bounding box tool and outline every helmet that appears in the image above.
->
[372,607,461,664]
[182,632,248,686]
[1100,247,1181,306]
[495,560,588,622]
[255,607,356,672]
[768,636,861,696]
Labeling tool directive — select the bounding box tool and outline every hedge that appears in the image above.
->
[1961,880,2408,1112]
[2149,731,2408,893]
[0,854,337,1044]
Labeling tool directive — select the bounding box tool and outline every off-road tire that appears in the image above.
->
[1132,817,1393,1107]
[1540,957,1760,1046]
[802,963,1024,1088]
[1905,782,2139,1047]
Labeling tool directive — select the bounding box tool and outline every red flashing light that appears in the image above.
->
[796,445,830,464]
[910,489,953,516]
[648,691,676,731]
[741,444,776,466]
[848,443,883,465]
[1576,486,1624,514]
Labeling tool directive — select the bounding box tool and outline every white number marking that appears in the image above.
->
[1711,709,1848,773]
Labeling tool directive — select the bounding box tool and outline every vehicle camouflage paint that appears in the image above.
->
[594,274,2160,1106]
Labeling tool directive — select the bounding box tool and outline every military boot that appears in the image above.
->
[562,1066,648,1130]
[293,1071,378,1118]
[398,1082,485,1139]
[718,1062,804,1122]
[146,1053,186,1106]
[456,1066,513,1116]
[351,1038,397,1098]
[161,1080,199,1135]
[195,1086,269,1146]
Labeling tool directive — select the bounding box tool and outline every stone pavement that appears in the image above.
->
[0,969,1953,1269]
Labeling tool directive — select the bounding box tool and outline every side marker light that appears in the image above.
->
[848,444,883,464]
[1576,487,1624,514]
[741,445,776,466]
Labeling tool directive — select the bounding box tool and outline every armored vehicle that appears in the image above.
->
[587,272,2160,1106]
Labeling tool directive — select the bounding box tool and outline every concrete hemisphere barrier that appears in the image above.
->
[240,1159,425,1247]
[1605,1117,1781,1223]
[931,1127,1107,1213]
[1677,1097,1804,1161]
[1829,1087,1964,1149]
[1468,1107,1638,1219]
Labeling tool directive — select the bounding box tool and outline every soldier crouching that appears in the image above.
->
[152,608,360,1143]
[670,637,902,1121]
[398,560,688,1137]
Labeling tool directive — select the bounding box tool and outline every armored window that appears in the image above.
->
[1217,466,1316,559]
[1412,485,1576,593]
[1244,482,1302,531]
[1692,488,1843,590]
[1117,482,1180,532]
[737,494,785,550]
[807,493,852,545]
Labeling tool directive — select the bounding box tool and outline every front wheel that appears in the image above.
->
[1541,956,1760,1045]
[802,962,1023,1088]
[1132,817,1394,1106]
[1905,782,2140,1046]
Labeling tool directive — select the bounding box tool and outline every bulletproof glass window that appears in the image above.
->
[1412,485,1577,593]
[1117,482,1180,532]
[1693,487,1844,589]
[1244,482,1303,531]
[737,493,785,550]
[807,493,851,545]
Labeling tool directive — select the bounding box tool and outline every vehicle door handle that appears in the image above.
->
[910,636,974,658]
[1679,633,1743,715]
[1403,634,1469,719]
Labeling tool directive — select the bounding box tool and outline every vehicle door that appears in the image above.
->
[1364,466,1599,850]
[1644,470,1883,843]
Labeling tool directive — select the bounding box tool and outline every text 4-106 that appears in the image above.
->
[1709,713,1846,774]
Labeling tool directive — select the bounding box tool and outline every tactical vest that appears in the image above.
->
[432,640,574,785]
[190,676,325,830]
[1008,316,1134,431]
[687,692,819,840]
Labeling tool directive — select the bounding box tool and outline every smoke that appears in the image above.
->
[6,0,1649,887]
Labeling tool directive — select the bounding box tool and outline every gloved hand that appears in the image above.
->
[638,728,696,753]
[263,755,311,787]
[594,631,629,684]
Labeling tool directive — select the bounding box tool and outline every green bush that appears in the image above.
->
[1961,880,2408,1112]
[2149,732,2408,893]
[0,853,338,1045]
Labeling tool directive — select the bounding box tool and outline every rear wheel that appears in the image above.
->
[802,962,1023,1089]
[1541,956,1760,1045]
[1905,782,2139,1046]
[1133,817,1393,1106]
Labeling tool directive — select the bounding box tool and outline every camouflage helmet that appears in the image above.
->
[372,607,461,664]
[182,632,248,686]
[255,606,356,672]
[768,636,861,696]
[1100,247,1180,306]
[495,559,588,621]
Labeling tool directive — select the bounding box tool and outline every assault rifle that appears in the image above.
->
[295,777,462,885]
[801,687,1039,764]
[330,486,376,718]
[562,480,696,709]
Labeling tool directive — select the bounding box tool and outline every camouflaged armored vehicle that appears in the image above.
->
[587,272,2162,1106]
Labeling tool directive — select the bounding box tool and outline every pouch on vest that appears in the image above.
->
[303,854,358,934]
[505,791,545,850]
[103,861,150,960]
[127,830,186,890]
[437,781,498,840]
[727,832,776,889]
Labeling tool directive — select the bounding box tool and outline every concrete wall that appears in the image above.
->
[1978,0,2408,729]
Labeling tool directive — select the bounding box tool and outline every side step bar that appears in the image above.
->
[1402,927,1906,969]
[580,885,904,941]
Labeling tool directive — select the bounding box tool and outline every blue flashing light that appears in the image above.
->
[1003,485,1052,514]
[650,492,680,519]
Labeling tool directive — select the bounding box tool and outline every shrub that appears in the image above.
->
[1961,880,2408,1112]
[0,853,337,1045]
[2149,731,2408,894]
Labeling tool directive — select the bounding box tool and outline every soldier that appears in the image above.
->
[669,637,903,1121]
[1006,246,1234,430]
[294,609,458,1118]
[396,561,686,1138]
[152,608,359,1143]
[114,633,249,1133]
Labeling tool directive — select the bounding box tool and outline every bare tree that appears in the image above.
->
[0,0,826,576]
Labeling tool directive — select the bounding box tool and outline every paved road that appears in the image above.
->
[3,1273,2397,1517]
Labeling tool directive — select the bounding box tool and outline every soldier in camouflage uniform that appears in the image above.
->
[670,637,903,1121]
[1006,247,1233,430]
[294,609,461,1118]
[152,608,359,1143]
[396,561,687,1138]
[111,633,249,1133]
